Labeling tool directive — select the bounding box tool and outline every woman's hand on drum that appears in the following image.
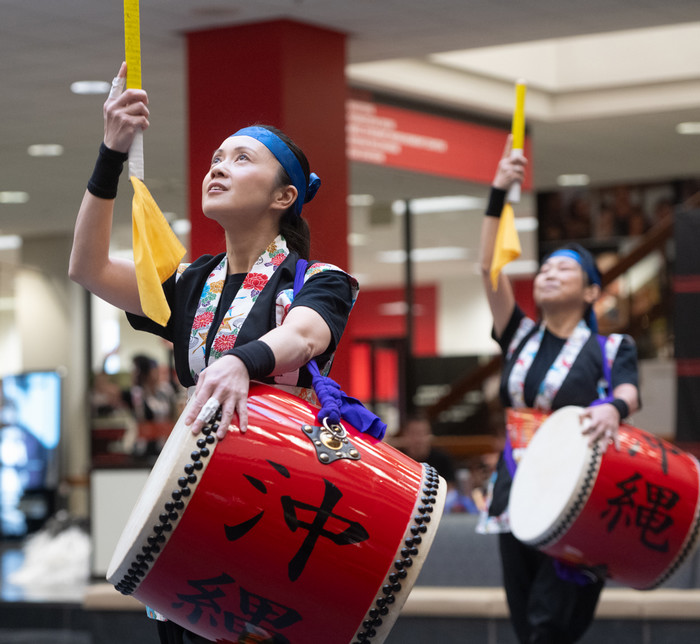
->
[103,62,150,153]
[185,355,250,439]
[580,404,620,451]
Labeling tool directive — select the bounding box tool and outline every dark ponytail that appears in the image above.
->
[280,210,311,259]
[258,124,312,259]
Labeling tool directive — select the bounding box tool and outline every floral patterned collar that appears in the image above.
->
[507,319,591,411]
[187,235,288,382]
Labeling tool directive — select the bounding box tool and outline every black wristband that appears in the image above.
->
[224,340,276,381]
[610,398,630,421]
[485,187,507,217]
[87,143,129,199]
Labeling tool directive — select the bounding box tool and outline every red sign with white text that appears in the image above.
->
[346,98,532,188]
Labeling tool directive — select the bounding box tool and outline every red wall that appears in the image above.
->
[347,285,436,399]
[349,285,437,354]
[186,20,353,386]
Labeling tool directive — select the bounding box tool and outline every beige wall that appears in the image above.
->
[15,235,90,516]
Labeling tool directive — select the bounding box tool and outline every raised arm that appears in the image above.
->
[68,62,150,315]
[479,135,527,338]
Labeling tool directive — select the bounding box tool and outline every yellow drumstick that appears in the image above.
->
[507,79,527,203]
[511,79,527,152]
[123,0,142,90]
[121,0,186,326]
[123,0,143,179]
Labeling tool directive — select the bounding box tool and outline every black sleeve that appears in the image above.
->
[492,304,526,352]
[125,271,178,342]
[125,254,221,348]
[611,336,640,390]
[290,270,354,353]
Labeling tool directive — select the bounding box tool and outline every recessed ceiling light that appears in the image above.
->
[676,122,700,135]
[556,174,590,187]
[378,301,425,316]
[171,218,191,235]
[377,246,470,263]
[347,194,375,207]
[70,80,111,95]
[28,144,64,157]
[0,235,22,250]
[514,217,539,232]
[503,259,539,275]
[0,192,29,204]
[347,233,368,246]
[392,195,486,215]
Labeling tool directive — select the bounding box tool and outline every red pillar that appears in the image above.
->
[186,20,352,385]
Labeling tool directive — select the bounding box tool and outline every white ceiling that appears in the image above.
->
[2,0,700,287]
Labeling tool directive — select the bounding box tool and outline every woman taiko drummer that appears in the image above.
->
[477,136,640,644]
[69,62,357,644]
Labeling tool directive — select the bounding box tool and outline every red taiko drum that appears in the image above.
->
[107,382,446,643]
[510,406,700,589]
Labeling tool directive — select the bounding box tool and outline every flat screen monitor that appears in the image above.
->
[0,370,62,536]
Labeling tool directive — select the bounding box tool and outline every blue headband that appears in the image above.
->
[546,249,601,286]
[545,249,601,332]
[231,126,320,216]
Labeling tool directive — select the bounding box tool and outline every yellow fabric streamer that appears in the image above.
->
[130,177,186,326]
[489,203,521,291]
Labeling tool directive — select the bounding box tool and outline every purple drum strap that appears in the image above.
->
[504,433,518,478]
[293,258,308,295]
[293,259,386,440]
[590,334,613,407]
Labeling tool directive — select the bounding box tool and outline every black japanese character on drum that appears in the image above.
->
[224,460,370,581]
[601,472,680,552]
[172,572,301,642]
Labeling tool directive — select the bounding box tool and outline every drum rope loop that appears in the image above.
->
[310,363,343,426]
[306,359,386,440]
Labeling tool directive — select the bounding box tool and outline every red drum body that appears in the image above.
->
[510,406,700,590]
[107,383,446,643]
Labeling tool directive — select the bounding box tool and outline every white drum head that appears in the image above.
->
[106,397,214,583]
[510,406,596,545]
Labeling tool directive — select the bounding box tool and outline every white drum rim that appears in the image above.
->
[106,396,219,592]
[350,463,447,644]
[510,406,603,548]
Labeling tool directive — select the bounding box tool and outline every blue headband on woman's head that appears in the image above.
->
[546,249,602,286]
[545,248,601,332]
[231,126,320,216]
